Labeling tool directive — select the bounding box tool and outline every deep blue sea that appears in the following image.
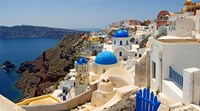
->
[0,38,60,102]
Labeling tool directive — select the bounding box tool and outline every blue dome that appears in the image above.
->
[113,30,129,38]
[95,51,117,65]
[77,57,88,65]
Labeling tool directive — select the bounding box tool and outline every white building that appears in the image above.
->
[104,30,137,60]
[134,26,152,44]
[167,10,200,38]
[149,36,200,105]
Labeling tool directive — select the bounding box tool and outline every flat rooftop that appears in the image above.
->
[28,97,59,105]
[156,36,200,44]
[17,94,61,106]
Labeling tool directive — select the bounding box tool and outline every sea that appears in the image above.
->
[0,38,60,102]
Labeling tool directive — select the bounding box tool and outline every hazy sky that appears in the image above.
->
[0,0,199,29]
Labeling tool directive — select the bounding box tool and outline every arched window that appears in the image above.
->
[135,54,137,57]
[120,41,122,45]
[119,52,122,56]
[126,40,128,45]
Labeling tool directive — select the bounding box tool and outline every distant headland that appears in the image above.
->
[0,25,87,39]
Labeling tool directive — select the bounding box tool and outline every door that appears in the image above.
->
[119,52,122,57]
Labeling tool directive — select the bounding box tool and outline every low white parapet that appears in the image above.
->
[183,67,200,105]
[0,95,26,111]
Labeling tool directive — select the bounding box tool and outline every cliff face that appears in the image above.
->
[16,33,85,100]
[0,25,85,39]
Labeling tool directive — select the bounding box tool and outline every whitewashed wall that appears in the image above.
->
[150,41,162,90]
[150,38,200,103]
[112,37,131,50]
[168,17,195,37]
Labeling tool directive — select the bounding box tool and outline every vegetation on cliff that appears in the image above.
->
[16,33,85,100]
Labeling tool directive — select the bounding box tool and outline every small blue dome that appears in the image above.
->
[113,30,129,38]
[95,51,117,65]
[77,57,88,65]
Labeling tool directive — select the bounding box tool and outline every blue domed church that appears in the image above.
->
[93,51,119,75]
[111,30,135,60]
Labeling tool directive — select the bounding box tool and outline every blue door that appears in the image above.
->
[120,41,122,45]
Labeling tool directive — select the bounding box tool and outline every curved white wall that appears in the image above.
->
[93,63,119,75]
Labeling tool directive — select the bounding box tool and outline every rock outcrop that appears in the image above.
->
[16,33,85,101]
[0,61,16,72]
[16,61,40,73]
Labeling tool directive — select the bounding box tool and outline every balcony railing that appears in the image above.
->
[169,67,183,90]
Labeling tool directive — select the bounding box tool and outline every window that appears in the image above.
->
[164,16,167,20]
[126,40,128,45]
[120,41,122,45]
[103,69,106,73]
[119,52,122,56]
[114,40,116,45]
[142,35,145,39]
[152,61,156,78]
[139,54,142,57]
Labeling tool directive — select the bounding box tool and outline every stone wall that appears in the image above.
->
[102,92,136,111]
[92,85,138,111]
[134,50,149,87]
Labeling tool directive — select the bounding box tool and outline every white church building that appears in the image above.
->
[104,30,138,60]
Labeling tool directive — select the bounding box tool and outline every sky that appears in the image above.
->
[0,0,199,29]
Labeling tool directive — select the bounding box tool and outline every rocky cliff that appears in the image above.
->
[0,25,85,39]
[16,33,85,101]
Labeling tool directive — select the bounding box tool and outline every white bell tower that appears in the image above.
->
[74,57,89,96]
